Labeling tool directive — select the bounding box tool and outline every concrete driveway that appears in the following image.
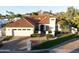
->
[0,37,29,51]
[0,36,44,52]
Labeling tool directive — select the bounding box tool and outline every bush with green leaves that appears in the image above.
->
[46,34,53,40]
[2,36,13,41]
[31,33,41,37]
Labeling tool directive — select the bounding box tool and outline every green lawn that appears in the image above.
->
[32,34,79,50]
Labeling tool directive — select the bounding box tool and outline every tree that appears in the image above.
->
[71,15,79,30]
[57,20,69,33]
[66,7,79,24]
[57,7,79,33]
[16,14,22,17]
[6,11,16,22]
[0,14,3,19]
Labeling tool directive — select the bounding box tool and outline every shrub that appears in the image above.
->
[0,36,13,48]
[2,36,13,41]
[31,33,41,37]
[48,30,52,33]
[46,34,53,40]
[55,31,61,36]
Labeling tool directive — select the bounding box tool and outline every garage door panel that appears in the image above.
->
[13,30,33,36]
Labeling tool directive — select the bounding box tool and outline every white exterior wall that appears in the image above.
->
[49,18,56,36]
[43,18,56,36]
[0,30,2,37]
[6,27,34,36]
[71,27,77,34]
[58,24,62,31]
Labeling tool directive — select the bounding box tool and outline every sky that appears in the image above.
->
[0,6,79,15]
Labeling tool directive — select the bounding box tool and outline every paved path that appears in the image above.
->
[0,37,45,52]
[49,38,79,53]
[0,37,29,51]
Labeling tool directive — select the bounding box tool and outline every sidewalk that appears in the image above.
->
[49,38,79,53]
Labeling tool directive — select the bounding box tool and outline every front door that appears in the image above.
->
[40,25,45,35]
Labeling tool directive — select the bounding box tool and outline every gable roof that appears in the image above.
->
[6,18,34,27]
[39,16,56,24]
[30,15,56,24]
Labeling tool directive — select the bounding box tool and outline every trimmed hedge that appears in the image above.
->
[32,34,79,50]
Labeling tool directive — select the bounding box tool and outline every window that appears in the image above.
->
[18,29,21,30]
[13,29,17,30]
[51,19,54,20]
[27,29,31,30]
[23,29,26,30]
[46,26,49,31]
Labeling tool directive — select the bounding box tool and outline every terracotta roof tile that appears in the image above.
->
[31,15,56,24]
[6,18,34,27]
[39,16,56,24]
[6,15,57,27]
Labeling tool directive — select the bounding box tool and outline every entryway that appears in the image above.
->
[40,25,45,35]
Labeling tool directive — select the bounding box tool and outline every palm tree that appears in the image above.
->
[6,11,16,22]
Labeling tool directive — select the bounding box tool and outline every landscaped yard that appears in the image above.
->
[32,34,79,50]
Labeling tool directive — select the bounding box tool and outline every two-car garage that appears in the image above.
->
[5,18,35,36]
[6,27,34,36]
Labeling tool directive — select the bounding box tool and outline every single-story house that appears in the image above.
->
[5,15,57,36]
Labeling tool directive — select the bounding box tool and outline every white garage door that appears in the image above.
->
[12,29,33,36]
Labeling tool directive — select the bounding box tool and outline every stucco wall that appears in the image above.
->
[49,18,56,36]
[6,27,34,36]
[43,18,56,36]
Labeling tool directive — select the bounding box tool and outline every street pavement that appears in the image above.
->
[49,38,79,53]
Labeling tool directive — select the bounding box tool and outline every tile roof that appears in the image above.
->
[31,15,56,24]
[6,18,34,27]
[39,16,56,24]
[6,15,57,27]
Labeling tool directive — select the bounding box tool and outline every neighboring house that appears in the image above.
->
[0,18,8,27]
[71,27,77,34]
[5,15,57,36]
